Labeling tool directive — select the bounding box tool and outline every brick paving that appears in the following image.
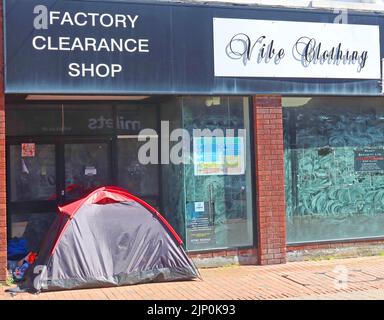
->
[1,256,384,300]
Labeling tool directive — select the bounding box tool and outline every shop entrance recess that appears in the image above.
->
[6,137,112,245]
[8,137,112,205]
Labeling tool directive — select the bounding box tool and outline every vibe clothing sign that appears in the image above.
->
[213,18,381,79]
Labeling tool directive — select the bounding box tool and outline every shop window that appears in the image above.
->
[62,104,114,135]
[117,137,160,208]
[160,98,185,240]
[116,104,157,136]
[283,97,384,243]
[161,96,254,251]
[6,102,157,137]
[64,143,111,200]
[116,104,159,208]
[6,103,114,136]
[6,104,62,136]
[9,144,56,202]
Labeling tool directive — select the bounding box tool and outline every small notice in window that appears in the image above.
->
[355,149,384,172]
[21,143,35,157]
[186,202,215,250]
[85,166,97,176]
[194,202,205,212]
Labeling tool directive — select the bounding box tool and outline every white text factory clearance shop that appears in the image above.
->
[32,6,150,78]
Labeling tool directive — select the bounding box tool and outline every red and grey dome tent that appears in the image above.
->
[18,186,199,292]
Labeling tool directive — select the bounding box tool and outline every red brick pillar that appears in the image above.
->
[253,96,286,265]
[0,2,7,281]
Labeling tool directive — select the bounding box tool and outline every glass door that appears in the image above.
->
[7,139,113,253]
[9,144,57,202]
[117,136,159,209]
[8,141,58,253]
[63,141,112,202]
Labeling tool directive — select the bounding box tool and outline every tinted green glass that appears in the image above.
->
[160,96,254,251]
[283,97,384,243]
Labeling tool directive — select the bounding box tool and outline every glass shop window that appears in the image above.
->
[64,143,111,201]
[9,144,56,202]
[116,104,159,208]
[160,96,254,251]
[184,97,253,251]
[116,104,157,136]
[283,97,384,243]
[117,138,159,209]
[6,103,115,136]
[6,104,62,136]
[62,104,114,135]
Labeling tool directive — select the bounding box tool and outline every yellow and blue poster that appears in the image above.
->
[193,136,245,176]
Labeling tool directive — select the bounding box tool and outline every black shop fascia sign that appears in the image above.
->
[4,0,384,95]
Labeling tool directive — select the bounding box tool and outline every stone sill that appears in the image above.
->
[151,0,384,13]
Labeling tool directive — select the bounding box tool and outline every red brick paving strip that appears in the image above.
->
[2,256,384,300]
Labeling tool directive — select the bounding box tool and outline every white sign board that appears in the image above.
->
[194,202,205,213]
[85,166,97,176]
[213,18,381,79]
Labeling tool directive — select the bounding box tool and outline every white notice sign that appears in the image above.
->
[194,202,205,213]
[213,18,381,79]
[85,166,97,176]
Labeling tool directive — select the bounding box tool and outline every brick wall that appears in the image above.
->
[253,95,286,265]
[189,248,257,259]
[0,2,6,281]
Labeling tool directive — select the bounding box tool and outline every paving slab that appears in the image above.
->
[1,256,384,300]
